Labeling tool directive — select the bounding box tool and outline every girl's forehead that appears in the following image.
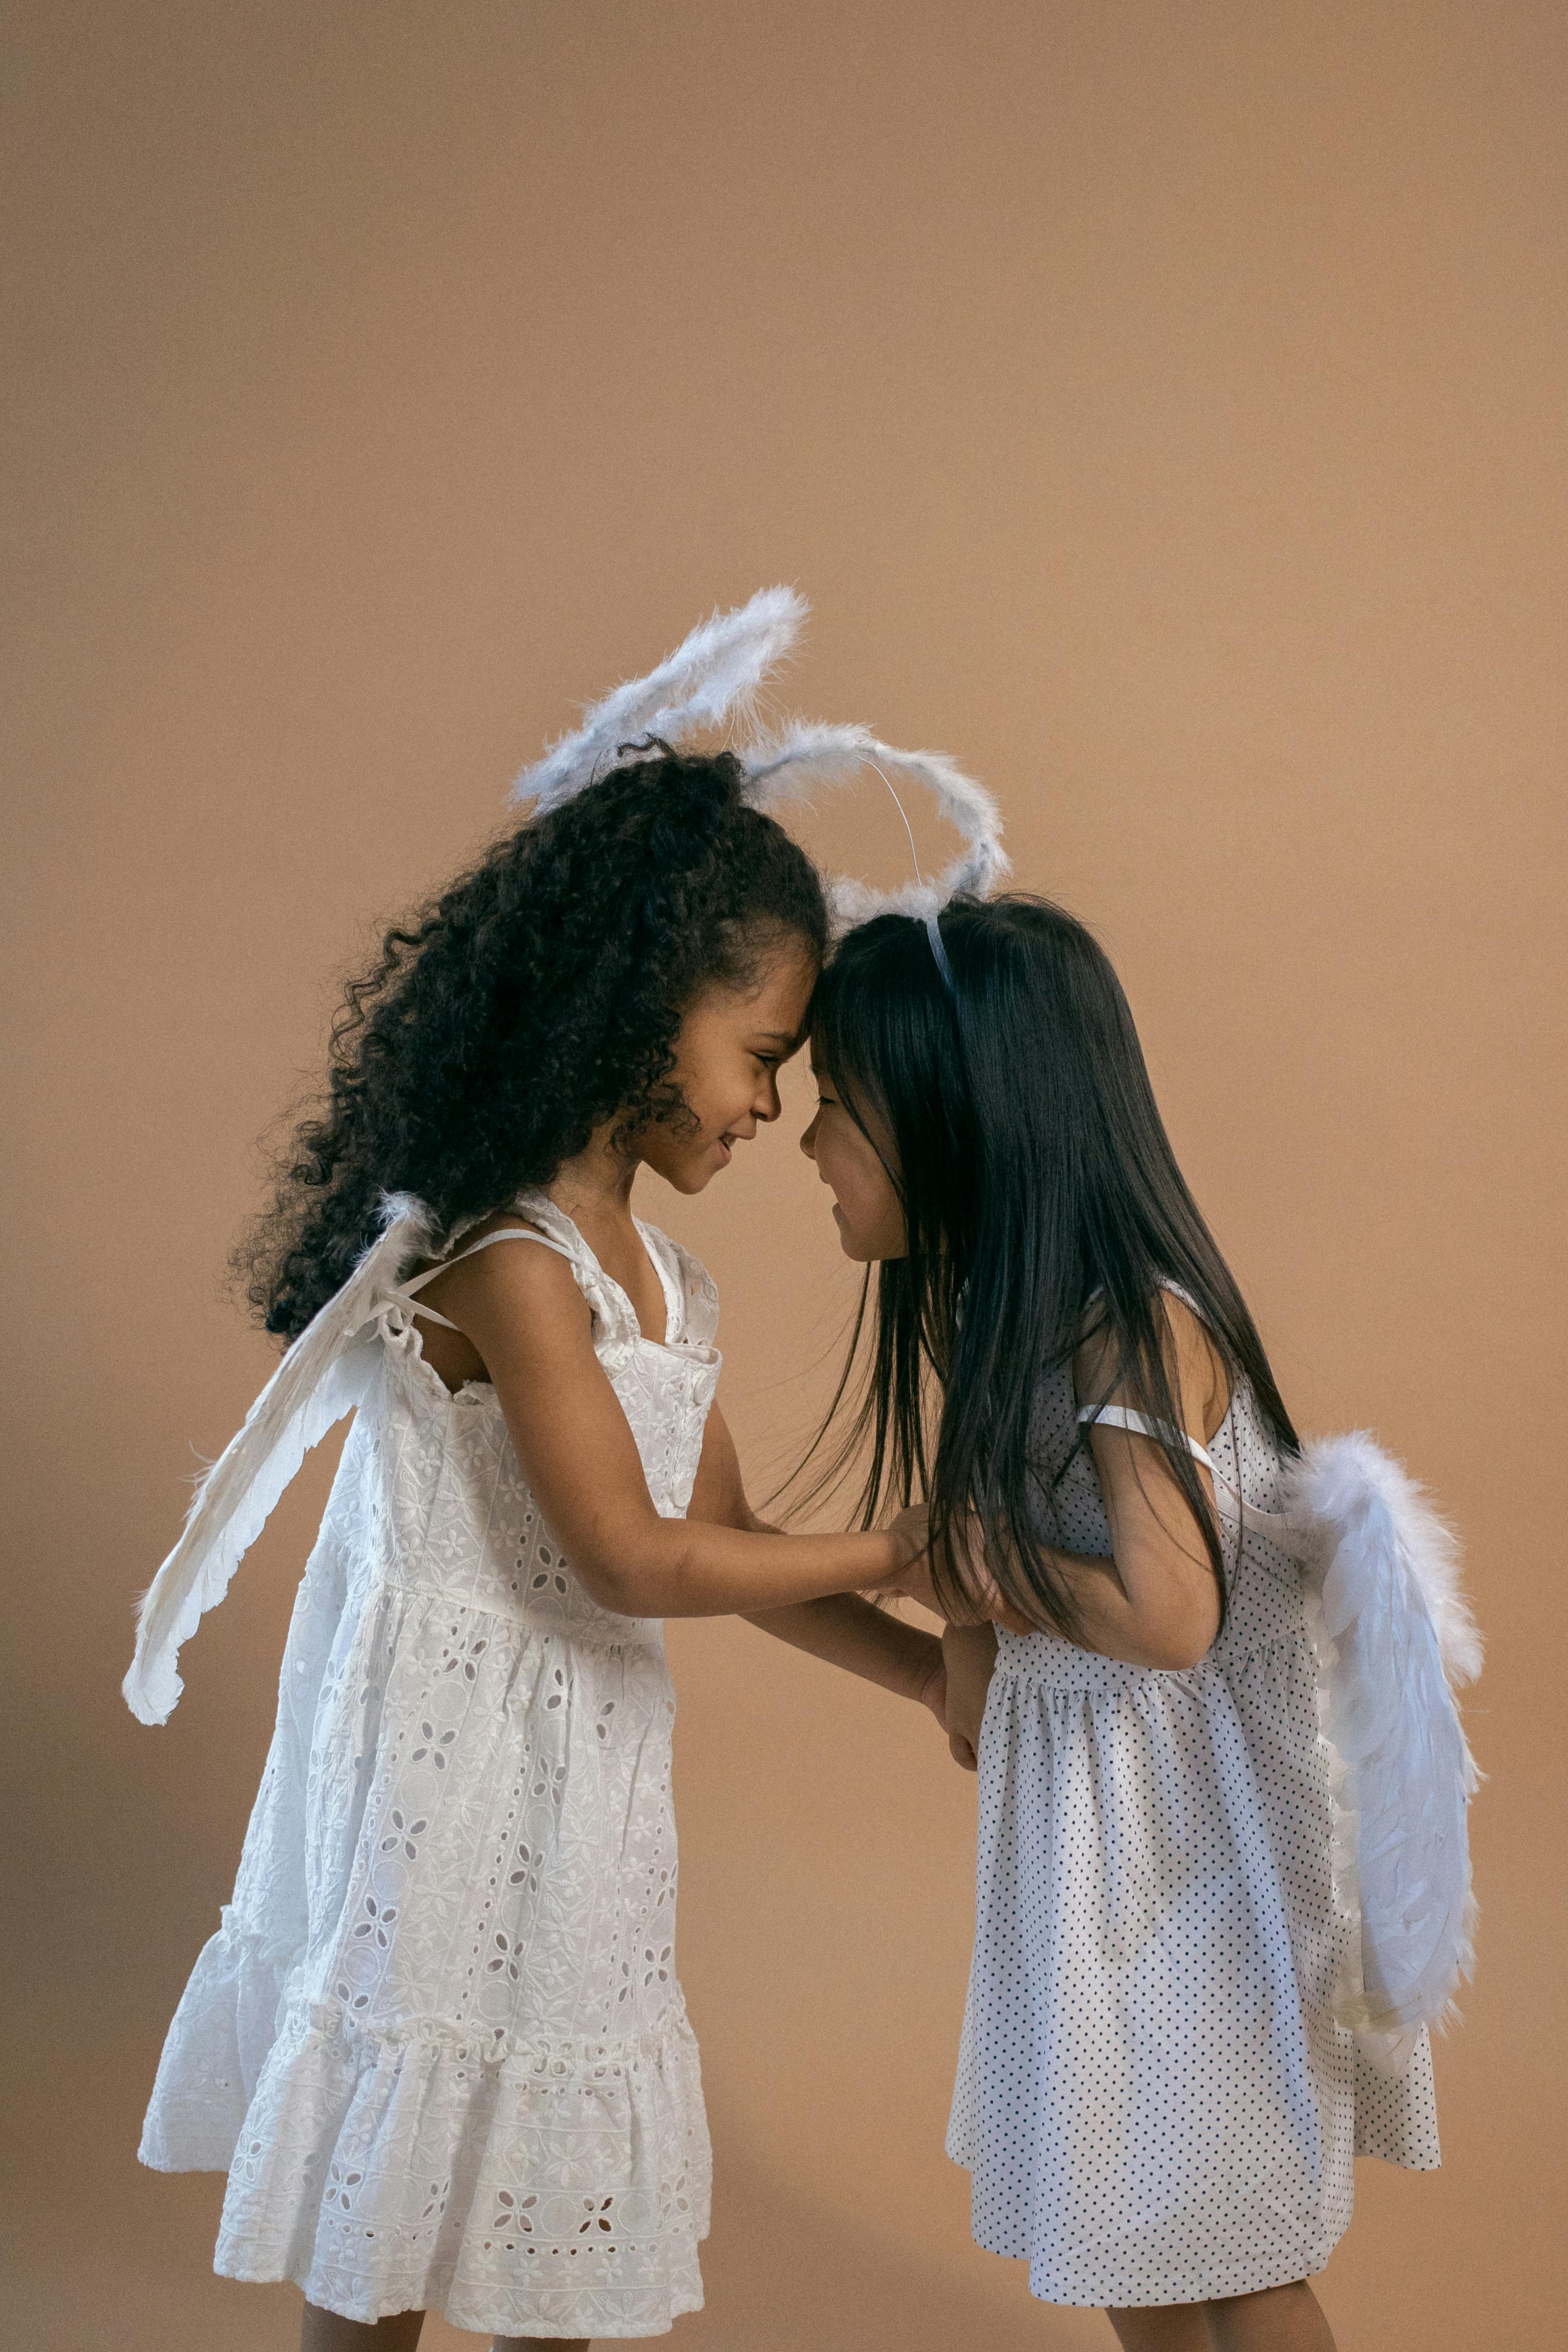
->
[808,1041,865,1107]
[752,933,818,998]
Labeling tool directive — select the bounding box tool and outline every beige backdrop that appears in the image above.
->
[5,5,1564,2347]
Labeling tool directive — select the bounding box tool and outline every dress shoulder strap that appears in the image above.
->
[634,1218,720,1351]
[400,1226,575,1327]
[504,1192,640,1361]
[1077,1402,1217,1475]
[1077,1400,1303,1555]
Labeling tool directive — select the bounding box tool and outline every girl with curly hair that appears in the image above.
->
[125,746,948,2350]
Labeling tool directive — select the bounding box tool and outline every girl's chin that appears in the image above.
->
[653,1137,732,1195]
[830,1204,867,1258]
[830,1204,903,1263]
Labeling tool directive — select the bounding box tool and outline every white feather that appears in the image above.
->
[1281,1432,1481,2058]
[742,721,1010,928]
[122,1196,435,1726]
[511,586,807,812]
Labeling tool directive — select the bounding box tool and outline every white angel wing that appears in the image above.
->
[511,586,806,814]
[742,720,1010,926]
[1282,1432,1481,2061]
[123,1195,435,1726]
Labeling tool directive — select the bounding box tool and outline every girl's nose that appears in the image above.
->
[800,1111,819,1160]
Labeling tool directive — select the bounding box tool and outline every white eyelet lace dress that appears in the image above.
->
[134,1194,721,2337]
[946,1359,1442,2310]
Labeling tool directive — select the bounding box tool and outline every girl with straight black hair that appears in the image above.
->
[799,894,1443,2352]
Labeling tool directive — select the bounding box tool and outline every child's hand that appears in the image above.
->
[942,1623,998,1771]
[883,1504,1035,1634]
[885,1502,934,1585]
[884,1502,975,1617]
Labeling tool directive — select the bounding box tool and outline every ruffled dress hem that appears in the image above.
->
[140,1915,710,2336]
[211,2253,705,2338]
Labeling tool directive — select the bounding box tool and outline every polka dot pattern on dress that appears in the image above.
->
[946,1336,1441,2310]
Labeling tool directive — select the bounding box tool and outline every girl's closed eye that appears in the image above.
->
[799,1058,907,1263]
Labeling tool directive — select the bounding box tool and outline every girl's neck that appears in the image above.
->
[543,1124,643,1238]
[541,1124,672,1346]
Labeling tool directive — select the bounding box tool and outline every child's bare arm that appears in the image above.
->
[688,1401,947,1720]
[1067,1294,1227,1668]
[418,1235,910,1616]
[888,1298,1228,1671]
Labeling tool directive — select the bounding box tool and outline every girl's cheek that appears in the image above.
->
[824,1149,857,1214]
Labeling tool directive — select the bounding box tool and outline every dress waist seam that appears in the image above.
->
[991,1628,1311,1698]
[276,1987,694,2073]
[361,1568,666,1654]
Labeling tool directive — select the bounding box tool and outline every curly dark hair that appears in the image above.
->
[238,747,828,1339]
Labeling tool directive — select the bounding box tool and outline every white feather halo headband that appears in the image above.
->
[509,587,1010,948]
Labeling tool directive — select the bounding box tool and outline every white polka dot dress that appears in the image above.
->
[946,1362,1441,2309]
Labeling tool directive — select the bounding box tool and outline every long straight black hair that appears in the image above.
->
[804,894,1299,1636]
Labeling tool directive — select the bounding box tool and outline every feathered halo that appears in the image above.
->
[509,586,1010,933]
[514,585,805,816]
